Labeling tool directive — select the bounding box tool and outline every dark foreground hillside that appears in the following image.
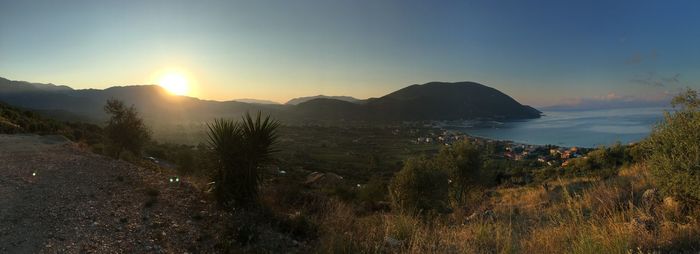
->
[0,135,224,253]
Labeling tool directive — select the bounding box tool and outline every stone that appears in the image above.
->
[304,172,343,188]
[384,236,402,248]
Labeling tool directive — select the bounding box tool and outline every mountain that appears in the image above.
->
[364,82,541,120]
[285,95,362,105]
[233,98,281,105]
[0,80,284,124]
[0,77,72,93]
[0,77,540,125]
[289,82,541,121]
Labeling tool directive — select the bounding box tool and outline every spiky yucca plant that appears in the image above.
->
[207,112,279,207]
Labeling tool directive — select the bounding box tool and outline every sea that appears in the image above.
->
[444,107,668,148]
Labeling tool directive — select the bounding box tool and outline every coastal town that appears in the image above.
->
[409,128,589,168]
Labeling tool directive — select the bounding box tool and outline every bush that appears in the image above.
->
[645,88,700,202]
[437,140,485,204]
[566,143,631,179]
[357,176,387,203]
[278,212,318,240]
[389,156,450,214]
[207,112,279,208]
[103,99,151,158]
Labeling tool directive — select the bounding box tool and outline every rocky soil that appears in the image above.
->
[0,134,226,253]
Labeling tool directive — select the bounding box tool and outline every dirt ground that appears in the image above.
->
[0,134,225,253]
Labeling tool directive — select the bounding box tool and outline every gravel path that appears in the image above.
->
[0,135,225,253]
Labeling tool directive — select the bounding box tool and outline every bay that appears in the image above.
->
[446,107,668,148]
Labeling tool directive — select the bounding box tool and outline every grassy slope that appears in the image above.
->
[302,163,700,253]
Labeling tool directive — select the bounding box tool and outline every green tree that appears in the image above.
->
[645,88,700,202]
[103,99,150,158]
[207,112,280,207]
[389,156,449,214]
[437,141,484,204]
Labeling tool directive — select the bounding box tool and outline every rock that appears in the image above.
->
[384,236,402,248]
[662,196,682,216]
[304,172,343,188]
[465,210,495,222]
[465,212,478,221]
[663,196,680,209]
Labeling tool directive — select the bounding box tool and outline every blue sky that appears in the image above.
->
[1,0,698,106]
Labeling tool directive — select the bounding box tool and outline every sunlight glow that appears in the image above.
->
[159,73,189,95]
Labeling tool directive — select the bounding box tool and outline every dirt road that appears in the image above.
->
[0,135,224,253]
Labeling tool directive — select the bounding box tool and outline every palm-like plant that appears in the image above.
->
[207,112,280,207]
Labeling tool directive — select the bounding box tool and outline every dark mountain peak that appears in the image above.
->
[383,81,496,100]
[368,81,541,120]
[102,84,165,93]
[293,98,362,120]
[233,98,281,105]
[296,98,360,107]
[286,95,361,105]
[0,76,73,93]
[422,81,486,87]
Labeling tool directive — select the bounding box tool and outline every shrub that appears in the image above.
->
[645,88,700,202]
[389,156,450,214]
[567,143,631,179]
[103,99,151,158]
[357,176,387,203]
[437,140,485,204]
[278,212,318,240]
[207,112,279,207]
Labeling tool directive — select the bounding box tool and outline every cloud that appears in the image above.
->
[661,73,681,84]
[625,53,643,64]
[596,92,624,101]
[625,50,658,65]
[543,92,672,111]
[629,71,681,87]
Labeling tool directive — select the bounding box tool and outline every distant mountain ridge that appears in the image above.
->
[0,77,540,124]
[233,98,281,105]
[285,95,361,105]
[0,77,72,93]
[285,82,541,121]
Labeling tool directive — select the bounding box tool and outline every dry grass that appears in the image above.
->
[309,163,700,253]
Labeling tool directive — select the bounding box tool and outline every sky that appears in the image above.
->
[1,0,699,106]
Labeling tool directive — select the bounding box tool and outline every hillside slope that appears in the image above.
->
[0,135,224,253]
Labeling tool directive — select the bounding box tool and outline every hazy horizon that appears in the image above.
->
[2,0,699,107]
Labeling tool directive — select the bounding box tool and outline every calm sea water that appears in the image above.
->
[447,107,668,148]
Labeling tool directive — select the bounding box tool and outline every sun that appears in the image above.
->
[159,72,189,96]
